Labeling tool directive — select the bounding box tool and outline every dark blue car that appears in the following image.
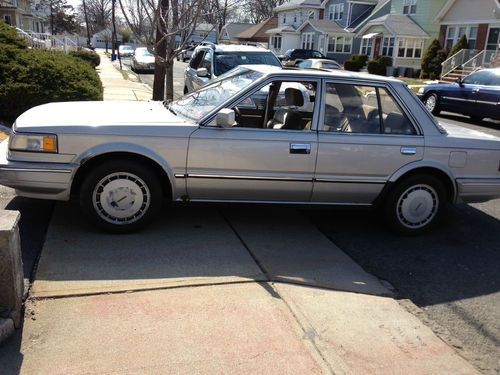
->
[417,68,500,121]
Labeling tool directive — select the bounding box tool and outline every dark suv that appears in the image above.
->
[281,49,326,66]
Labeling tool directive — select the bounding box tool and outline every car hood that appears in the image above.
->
[440,122,500,149]
[136,56,155,63]
[14,101,191,133]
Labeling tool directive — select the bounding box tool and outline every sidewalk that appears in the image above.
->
[96,50,152,101]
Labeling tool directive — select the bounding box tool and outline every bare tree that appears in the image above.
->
[242,0,284,23]
[119,0,206,100]
[201,0,235,33]
[78,0,113,34]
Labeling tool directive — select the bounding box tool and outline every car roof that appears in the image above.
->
[196,44,271,53]
[242,64,404,84]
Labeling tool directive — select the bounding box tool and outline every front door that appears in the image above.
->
[186,78,321,202]
[312,81,423,204]
[373,37,382,58]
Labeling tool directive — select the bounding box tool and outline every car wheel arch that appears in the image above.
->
[71,149,174,200]
[384,164,457,204]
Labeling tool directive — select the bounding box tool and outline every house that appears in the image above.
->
[235,17,278,46]
[266,0,323,55]
[435,0,500,65]
[1,0,45,32]
[219,22,255,44]
[185,23,218,45]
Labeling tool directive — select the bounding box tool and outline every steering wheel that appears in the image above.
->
[234,106,241,117]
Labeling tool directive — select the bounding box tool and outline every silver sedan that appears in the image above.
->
[1,66,499,234]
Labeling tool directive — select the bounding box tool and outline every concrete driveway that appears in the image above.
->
[1,203,477,374]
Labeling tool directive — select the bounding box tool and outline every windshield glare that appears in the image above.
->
[214,52,281,76]
[170,68,264,122]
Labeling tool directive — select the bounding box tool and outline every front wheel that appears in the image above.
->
[384,175,447,235]
[424,93,441,115]
[79,160,163,233]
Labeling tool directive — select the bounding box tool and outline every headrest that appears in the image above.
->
[285,88,304,107]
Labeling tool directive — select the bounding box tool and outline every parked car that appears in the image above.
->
[177,45,195,62]
[417,68,500,121]
[297,58,341,70]
[131,47,155,73]
[184,43,281,94]
[2,66,500,235]
[118,45,134,58]
[280,49,327,67]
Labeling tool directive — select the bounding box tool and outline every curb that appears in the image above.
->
[0,318,14,344]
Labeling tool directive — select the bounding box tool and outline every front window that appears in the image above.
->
[360,38,373,56]
[170,68,264,122]
[463,70,494,86]
[328,36,352,53]
[271,36,282,50]
[322,83,416,135]
[403,0,417,15]
[397,39,423,58]
[382,37,395,56]
[302,33,315,49]
[446,25,480,50]
[213,52,281,76]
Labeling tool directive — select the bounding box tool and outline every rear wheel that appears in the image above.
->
[384,174,447,235]
[424,93,441,115]
[79,160,163,233]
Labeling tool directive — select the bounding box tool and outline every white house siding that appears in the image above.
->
[440,0,500,23]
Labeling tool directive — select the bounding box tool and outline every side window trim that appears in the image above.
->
[319,79,421,136]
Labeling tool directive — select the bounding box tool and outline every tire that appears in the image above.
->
[384,174,447,235]
[79,160,163,233]
[424,93,441,115]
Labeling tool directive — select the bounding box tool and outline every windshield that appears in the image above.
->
[214,52,281,76]
[136,48,152,57]
[170,68,264,122]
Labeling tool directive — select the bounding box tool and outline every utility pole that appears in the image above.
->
[111,0,122,69]
[50,0,54,35]
[82,0,91,48]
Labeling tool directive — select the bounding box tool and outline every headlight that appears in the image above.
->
[9,133,58,153]
[417,87,425,94]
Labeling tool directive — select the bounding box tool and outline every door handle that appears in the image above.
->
[401,146,417,155]
[472,88,480,93]
[290,143,311,154]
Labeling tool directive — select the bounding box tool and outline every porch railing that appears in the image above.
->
[441,49,478,79]
[15,28,79,52]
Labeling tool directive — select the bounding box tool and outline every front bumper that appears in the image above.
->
[456,177,500,203]
[0,141,75,201]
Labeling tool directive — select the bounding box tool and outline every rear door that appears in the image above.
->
[312,81,424,204]
[463,70,500,119]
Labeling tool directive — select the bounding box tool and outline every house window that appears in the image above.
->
[309,11,315,20]
[328,36,352,53]
[445,25,480,50]
[294,14,297,23]
[302,33,315,49]
[4,15,12,25]
[329,3,344,20]
[403,0,417,15]
[271,36,282,49]
[397,39,424,58]
[283,13,287,23]
[360,38,373,56]
[382,37,395,56]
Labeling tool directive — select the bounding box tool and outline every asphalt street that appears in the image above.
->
[1,62,499,373]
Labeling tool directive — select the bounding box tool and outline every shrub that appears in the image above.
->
[0,48,103,123]
[376,55,392,68]
[344,60,360,71]
[420,39,441,78]
[69,49,100,68]
[0,21,28,49]
[367,60,385,76]
[351,54,369,67]
[448,34,468,57]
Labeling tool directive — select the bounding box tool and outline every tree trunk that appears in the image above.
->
[152,0,168,101]
[165,61,174,101]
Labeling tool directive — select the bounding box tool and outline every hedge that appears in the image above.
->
[69,49,101,68]
[0,22,103,124]
[344,60,360,71]
[367,61,386,76]
[351,54,369,66]
[376,56,392,68]
[0,48,103,123]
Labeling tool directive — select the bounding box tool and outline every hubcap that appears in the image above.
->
[425,95,436,111]
[397,184,438,229]
[93,172,150,224]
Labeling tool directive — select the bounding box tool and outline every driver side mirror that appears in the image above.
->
[215,109,235,128]
[456,77,463,86]
[197,67,209,78]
